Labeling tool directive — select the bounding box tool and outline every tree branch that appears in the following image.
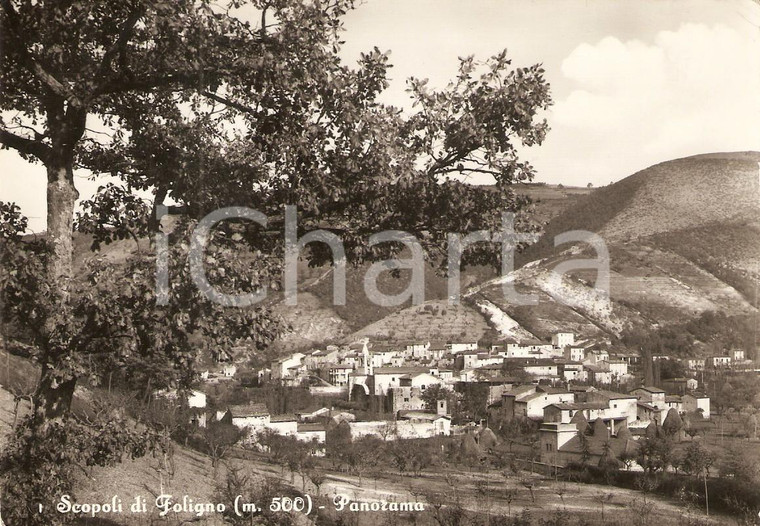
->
[0,0,84,108]
[0,126,51,161]
[201,91,258,114]
[94,7,146,95]
[91,69,223,98]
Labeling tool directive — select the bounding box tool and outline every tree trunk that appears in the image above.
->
[32,162,79,423]
[46,164,78,294]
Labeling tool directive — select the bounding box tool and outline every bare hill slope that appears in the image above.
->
[473,152,760,343]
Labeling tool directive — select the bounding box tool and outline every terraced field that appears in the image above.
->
[349,300,491,343]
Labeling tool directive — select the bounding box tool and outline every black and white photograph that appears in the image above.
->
[1,1,759,525]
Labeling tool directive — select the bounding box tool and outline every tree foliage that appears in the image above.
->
[0,1,551,522]
[680,441,714,478]
[420,384,454,413]
[636,434,675,474]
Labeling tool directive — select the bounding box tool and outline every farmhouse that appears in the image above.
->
[584,364,612,385]
[267,414,298,436]
[707,356,731,368]
[222,403,270,434]
[563,347,586,362]
[370,367,436,396]
[682,393,710,419]
[538,419,638,467]
[512,389,574,420]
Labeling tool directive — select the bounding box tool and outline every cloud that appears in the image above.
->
[539,23,760,186]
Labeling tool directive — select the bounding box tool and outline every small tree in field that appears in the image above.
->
[637,434,674,474]
[203,421,245,469]
[0,1,551,523]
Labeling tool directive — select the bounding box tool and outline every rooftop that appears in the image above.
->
[374,366,430,375]
[550,402,608,411]
[591,389,638,400]
[631,386,666,394]
[228,403,269,417]
[270,413,298,422]
[297,423,327,432]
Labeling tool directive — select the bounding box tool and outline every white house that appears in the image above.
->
[684,358,705,371]
[708,356,731,368]
[503,343,529,358]
[523,360,559,378]
[586,390,639,424]
[266,414,298,436]
[584,349,610,366]
[587,365,615,386]
[225,403,270,436]
[630,386,666,404]
[563,347,586,362]
[405,341,431,358]
[271,353,306,381]
[296,423,327,445]
[328,364,354,387]
[559,361,586,382]
[371,367,431,396]
[552,332,575,348]
[436,369,455,382]
[401,371,443,390]
[304,348,341,370]
[514,390,575,420]
[664,395,683,413]
[545,397,637,434]
[447,342,478,354]
[682,393,711,419]
[606,359,629,379]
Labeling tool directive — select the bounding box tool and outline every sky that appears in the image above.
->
[2,0,759,232]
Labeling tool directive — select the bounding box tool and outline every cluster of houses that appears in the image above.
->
[496,383,709,426]
[175,331,735,461]
[212,401,451,454]
[536,384,711,467]
[677,349,750,370]
[266,333,640,399]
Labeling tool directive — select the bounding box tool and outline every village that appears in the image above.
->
[166,330,760,473]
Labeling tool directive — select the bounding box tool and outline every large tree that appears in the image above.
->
[0,1,551,523]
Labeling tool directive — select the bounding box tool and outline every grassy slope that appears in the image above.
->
[470,153,760,341]
[648,222,760,308]
[306,183,592,337]
[519,152,760,266]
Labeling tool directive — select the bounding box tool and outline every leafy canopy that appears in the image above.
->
[0,1,551,524]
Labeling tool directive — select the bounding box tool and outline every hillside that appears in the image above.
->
[472,152,760,343]
[520,152,760,265]
[348,299,492,343]
[301,183,592,339]
[337,152,758,347]
[52,183,587,354]
[20,152,757,353]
